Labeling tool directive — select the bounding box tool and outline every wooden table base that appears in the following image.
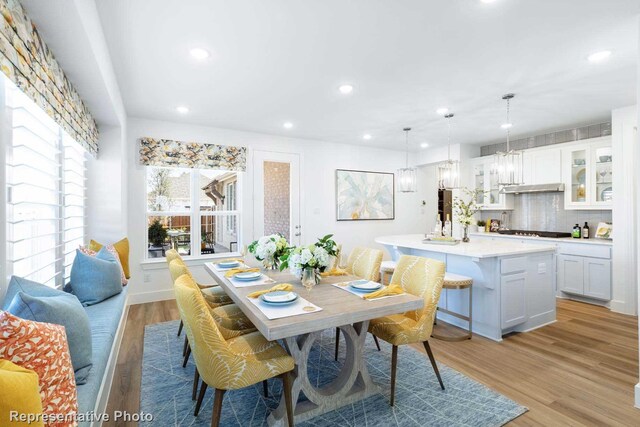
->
[267,320,380,426]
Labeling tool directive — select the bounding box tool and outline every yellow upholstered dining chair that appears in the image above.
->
[174,274,295,427]
[165,249,234,337]
[335,247,384,360]
[169,260,255,363]
[368,255,446,406]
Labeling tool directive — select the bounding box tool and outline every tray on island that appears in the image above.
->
[422,238,460,246]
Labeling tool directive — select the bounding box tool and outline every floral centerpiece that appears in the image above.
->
[247,234,289,269]
[452,188,484,242]
[280,234,338,284]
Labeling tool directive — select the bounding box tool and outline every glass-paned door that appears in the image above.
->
[594,146,612,203]
[253,151,301,245]
[570,149,588,203]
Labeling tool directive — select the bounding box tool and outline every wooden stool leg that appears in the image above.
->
[194,382,208,416]
[423,341,445,390]
[192,368,200,400]
[390,345,398,406]
[334,327,340,361]
[211,388,225,427]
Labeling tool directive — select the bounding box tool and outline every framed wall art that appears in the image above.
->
[335,169,395,221]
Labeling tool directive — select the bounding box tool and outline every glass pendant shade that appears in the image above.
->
[398,167,418,192]
[494,149,523,186]
[437,159,460,190]
[397,127,417,193]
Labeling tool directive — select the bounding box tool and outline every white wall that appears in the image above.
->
[635,15,640,410]
[126,118,427,303]
[611,105,638,316]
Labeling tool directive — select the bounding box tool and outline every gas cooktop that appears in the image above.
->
[497,229,572,238]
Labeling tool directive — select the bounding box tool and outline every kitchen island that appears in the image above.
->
[375,234,557,341]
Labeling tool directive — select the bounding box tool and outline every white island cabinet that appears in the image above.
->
[375,235,557,342]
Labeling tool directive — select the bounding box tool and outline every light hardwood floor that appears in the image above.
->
[105,299,639,426]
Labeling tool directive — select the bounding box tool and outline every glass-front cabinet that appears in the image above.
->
[468,157,514,210]
[562,136,612,210]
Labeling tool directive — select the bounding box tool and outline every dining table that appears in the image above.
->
[204,261,424,426]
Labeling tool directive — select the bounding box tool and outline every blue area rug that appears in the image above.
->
[141,320,526,426]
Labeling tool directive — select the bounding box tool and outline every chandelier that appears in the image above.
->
[397,127,417,192]
[494,93,523,186]
[437,113,460,190]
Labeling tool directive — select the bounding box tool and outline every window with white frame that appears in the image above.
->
[5,78,87,289]
[145,166,240,258]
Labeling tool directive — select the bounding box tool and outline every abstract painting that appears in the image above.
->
[336,169,395,221]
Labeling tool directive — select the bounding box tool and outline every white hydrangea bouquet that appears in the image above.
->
[280,234,338,284]
[247,234,290,269]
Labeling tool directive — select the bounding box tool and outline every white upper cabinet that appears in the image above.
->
[561,136,612,210]
[468,156,514,210]
[522,148,562,184]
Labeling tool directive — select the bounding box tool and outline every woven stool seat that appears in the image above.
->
[433,272,473,341]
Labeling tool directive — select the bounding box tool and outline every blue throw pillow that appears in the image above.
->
[70,248,122,306]
[2,276,62,310]
[6,290,93,385]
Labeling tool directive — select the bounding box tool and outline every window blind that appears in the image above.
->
[5,79,87,288]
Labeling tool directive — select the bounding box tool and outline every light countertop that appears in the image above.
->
[469,232,613,246]
[375,234,556,259]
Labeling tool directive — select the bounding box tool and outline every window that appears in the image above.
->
[146,167,240,258]
[5,78,87,288]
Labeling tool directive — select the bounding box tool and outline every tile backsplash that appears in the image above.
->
[479,193,611,238]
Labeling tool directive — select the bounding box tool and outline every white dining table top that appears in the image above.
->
[204,262,423,341]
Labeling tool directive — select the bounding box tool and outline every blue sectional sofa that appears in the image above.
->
[76,288,128,424]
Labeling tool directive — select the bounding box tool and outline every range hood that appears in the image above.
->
[500,183,565,194]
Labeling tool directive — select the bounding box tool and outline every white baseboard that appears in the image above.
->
[127,289,175,305]
[636,383,640,408]
[609,299,638,316]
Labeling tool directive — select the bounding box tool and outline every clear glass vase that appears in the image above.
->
[462,226,470,243]
[301,268,318,312]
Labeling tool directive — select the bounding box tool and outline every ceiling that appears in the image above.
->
[94,0,639,150]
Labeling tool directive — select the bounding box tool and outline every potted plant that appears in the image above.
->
[148,219,168,247]
[477,220,487,233]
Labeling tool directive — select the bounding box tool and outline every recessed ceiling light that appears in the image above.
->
[189,47,210,60]
[501,123,512,129]
[587,50,612,63]
[420,142,429,148]
[436,107,449,115]
[176,106,189,114]
[363,134,372,140]
[338,84,354,94]
[283,122,293,129]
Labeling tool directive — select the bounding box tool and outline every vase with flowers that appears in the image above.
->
[452,188,484,243]
[247,234,290,270]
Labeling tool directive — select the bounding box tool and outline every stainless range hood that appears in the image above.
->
[500,183,565,194]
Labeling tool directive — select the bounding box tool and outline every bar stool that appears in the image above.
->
[432,272,473,341]
[379,260,397,286]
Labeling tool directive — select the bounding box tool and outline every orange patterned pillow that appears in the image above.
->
[0,311,78,427]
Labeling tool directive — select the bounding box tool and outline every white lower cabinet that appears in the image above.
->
[501,272,527,329]
[558,251,611,301]
[583,258,612,300]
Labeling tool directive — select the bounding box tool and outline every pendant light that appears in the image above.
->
[397,127,417,192]
[437,113,460,190]
[494,93,523,186]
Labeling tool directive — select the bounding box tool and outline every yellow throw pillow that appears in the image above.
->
[90,237,130,279]
[0,360,44,427]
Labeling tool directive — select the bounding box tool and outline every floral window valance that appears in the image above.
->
[0,0,99,156]
[139,137,247,172]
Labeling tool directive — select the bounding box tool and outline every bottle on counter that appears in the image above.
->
[572,223,581,239]
[582,222,590,239]
[444,214,452,237]
[434,214,443,236]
